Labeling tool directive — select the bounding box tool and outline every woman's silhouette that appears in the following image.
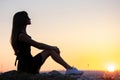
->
[11,11,83,74]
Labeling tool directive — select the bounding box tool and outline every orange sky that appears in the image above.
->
[0,0,120,72]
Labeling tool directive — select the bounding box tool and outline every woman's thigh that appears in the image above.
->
[33,50,50,69]
[33,53,43,69]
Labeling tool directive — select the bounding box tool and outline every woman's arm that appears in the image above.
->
[18,33,60,54]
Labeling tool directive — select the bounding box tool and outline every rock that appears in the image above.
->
[0,70,34,80]
[0,70,77,80]
[48,70,63,76]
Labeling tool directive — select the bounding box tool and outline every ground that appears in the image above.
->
[0,70,120,80]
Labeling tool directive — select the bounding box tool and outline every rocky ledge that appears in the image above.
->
[0,70,78,80]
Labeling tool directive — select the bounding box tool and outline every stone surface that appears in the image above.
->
[1,70,116,80]
[0,70,76,80]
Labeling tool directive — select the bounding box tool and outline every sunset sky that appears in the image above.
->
[0,0,120,72]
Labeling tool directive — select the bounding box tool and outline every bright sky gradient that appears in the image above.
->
[0,0,120,72]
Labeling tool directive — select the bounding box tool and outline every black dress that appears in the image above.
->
[16,34,43,74]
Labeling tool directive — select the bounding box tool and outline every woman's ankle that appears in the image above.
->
[66,66,72,70]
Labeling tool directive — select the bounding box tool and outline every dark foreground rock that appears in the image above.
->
[0,70,77,80]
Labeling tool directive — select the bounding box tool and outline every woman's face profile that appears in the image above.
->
[25,13,31,25]
[26,16,31,25]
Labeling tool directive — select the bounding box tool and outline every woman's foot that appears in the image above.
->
[65,67,83,75]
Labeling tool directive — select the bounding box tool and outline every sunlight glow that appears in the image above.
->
[107,65,115,72]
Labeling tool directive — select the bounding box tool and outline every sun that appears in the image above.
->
[107,65,115,72]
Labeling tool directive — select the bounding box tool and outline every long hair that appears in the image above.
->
[11,11,28,55]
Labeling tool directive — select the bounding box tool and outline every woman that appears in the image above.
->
[11,11,83,74]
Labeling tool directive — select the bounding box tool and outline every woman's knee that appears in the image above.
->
[48,50,60,56]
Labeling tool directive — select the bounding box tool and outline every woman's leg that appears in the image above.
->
[34,50,83,75]
[48,50,72,69]
[34,50,72,70]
